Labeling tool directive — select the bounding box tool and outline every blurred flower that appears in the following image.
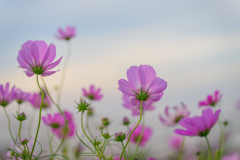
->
[102,117,110,126]
[199,90,222,107]
[123,116,130,125]
[114,156,125,160]
[123,94,155,116]
[42,113,65,130]
[17,40,62,77]
[82,85,103,101]
[0,83,16,107]
[175,108,221,137]
[55,111,76,138]
[222,153,240,160]
[129,124,152,146]
[168,134,184,150]
[118,65,167,110]
[29,92,51,109]
[14,88,31,104]
[148,158,157,160]
[56,26,76,40]
[159,104,190,126]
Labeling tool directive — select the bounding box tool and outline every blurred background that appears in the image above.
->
[0,0,240,159]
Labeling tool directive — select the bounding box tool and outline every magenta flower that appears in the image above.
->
[29,92,51,109]
[159,104,190,126]
[14,88,31,104]
[42,111,76,138]
[17,40,62,77]
[82,85,103,101]
[168,134,184,150]
[129,124,152,146]
[118,65,167,110]
[175,108,221,137]
[114,156,125,160]
[199,90,222,107]
[56,26,76,40]
[222,153,240,160]
[148,158,157,160]
[42,113,65,131]
[123,94,155,116]
[0,83,16,107]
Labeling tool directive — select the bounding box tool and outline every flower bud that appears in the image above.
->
[75,98,90,112]
[223,121,228,126]
[102,117,110,126]
[14,111,28,122]
[21,138,30,145]
[102,132,112,139]
[114,132,126,142]
[123,116,130,125]
[87,107,93,116]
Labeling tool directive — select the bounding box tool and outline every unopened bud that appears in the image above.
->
[114,132,126,142]
[123,116,130,125]
[102,117,110,126]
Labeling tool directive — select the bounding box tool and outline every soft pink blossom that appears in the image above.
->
[123,94,155,116]
[0,83,16,107]
[29,92,51,109]
[199,90,222,107]
[148,158,157,160]
[222,153,240,160]
[43,110,76,138]
[14,88,31,104]
[17,40,62,77]
[56,26,76,40]
[175,108,221,137]
[168,134,184,150]
[159,104,190,126]
[118,65,167,110]
[129,124,152,146]
[82,85,103,101]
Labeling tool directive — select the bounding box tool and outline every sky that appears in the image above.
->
[0,0,240,158]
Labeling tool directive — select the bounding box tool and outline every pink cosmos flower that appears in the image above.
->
[148,158,157,160]
[42,113,65,131]
[56,26,76,40]
[29,92,51,109]
[175,108,221,137]
[43,110,76,138]
[82,85,103,101]
[129,124,152,146]
[14,88,31,104]
[159,104,190,126]
[168,134,184,150]
[123,94,155,116]
[118,65,167,110]
[199,90,222,107]
[114,156,125,160]
[0,83,16,107]
[222,153,240,160]
[17,40,62,77]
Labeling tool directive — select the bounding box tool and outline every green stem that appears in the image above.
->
[86,114,94,139]
[119,100,143,160]
[19,121,22,142]
[134,114,145,155]
[41,76,68,159]
[57,41,71,106]
[81,111,94,144]
[177,137,185,160]
[127,125,131,157]
[217,120,223,160]
[28,109,36,137]
[4,107,15,143]
[205,136,212,160]
[30,74,44,158]
[121,141,126,160]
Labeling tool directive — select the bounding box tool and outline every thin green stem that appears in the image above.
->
[4,107,15,143]
[86,114,94,139]
[120,100,143,160]
[134,114,145,155]
[121,141,126,160]
[28,109,36,137]
[19,121,22,142]
[127,125,131,157]
[205,136,212,160]
[177,137,185,160]
[41,76,68,159]
[30,74,44,158]
[101,139,106,155]
[81,111,94,144]
[217,120,223,160]
[57,41,71,106]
